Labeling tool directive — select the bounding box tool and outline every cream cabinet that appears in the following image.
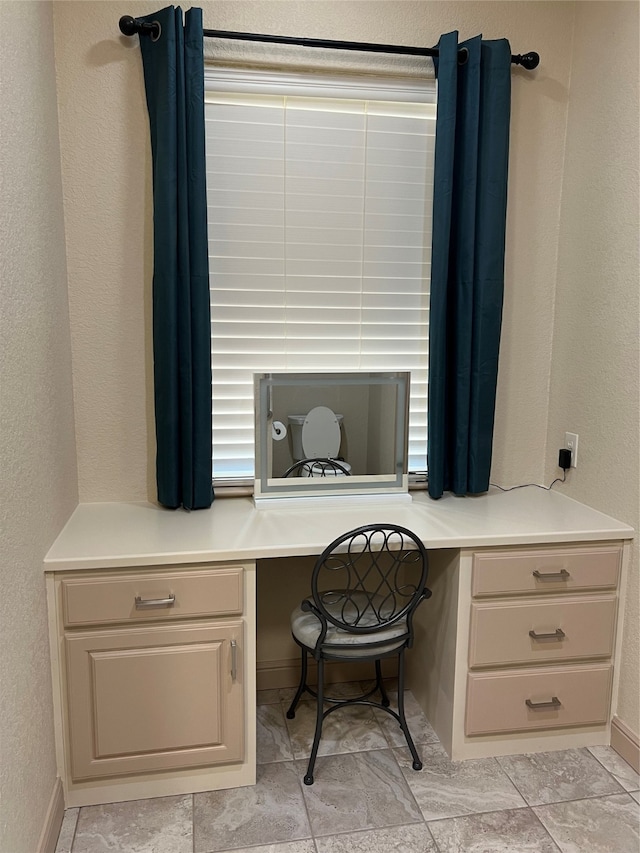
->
[465,544,621,739]
[47,561,256,807]
[407,541,626,761]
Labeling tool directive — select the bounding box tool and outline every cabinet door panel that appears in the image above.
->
[66,622,243,780]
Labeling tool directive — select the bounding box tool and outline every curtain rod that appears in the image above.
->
[118,16,540,70]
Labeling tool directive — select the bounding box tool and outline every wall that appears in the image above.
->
[0,3,79,851]
[52,0,575,501]
[547,1,639,735]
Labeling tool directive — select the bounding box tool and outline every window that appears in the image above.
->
[205,69,436,483]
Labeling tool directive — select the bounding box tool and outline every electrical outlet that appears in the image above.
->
[564,432,579,468]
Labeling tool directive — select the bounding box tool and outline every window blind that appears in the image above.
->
[204,71,436,480]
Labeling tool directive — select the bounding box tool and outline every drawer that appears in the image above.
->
[472,545,621,597]
[61,566,244,627]
[466,663,613,736]
[469,595,617,667]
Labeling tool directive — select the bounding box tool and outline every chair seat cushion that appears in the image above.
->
[291,591,408,658]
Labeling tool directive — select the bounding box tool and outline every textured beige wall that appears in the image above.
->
[547,1,639,734]
[0,3,79,850]
[52,0,575,501]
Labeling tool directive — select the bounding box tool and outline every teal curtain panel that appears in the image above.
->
[428,32,511,499]
[139,6,213,509]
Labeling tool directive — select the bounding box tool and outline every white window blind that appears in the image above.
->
[205,70,436,481]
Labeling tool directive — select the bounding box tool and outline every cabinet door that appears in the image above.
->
[66,621,243,781]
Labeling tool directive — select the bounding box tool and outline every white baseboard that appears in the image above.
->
[610,715,640,773]
[37,777,65,853]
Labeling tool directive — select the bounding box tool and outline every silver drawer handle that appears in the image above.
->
[529,627,566,641]
[230,639,238,681]
[532,569,570,580]
[526,696,562,710]
[134,594,176,609]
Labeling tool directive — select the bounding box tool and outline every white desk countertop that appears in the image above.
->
[44,488,634,571]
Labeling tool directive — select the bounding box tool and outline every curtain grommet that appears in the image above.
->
[151,21,161,42]
[457,47,469,66]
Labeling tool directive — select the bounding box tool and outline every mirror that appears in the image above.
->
[254,371,410,502]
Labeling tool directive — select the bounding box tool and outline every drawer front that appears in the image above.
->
[466,664,612,736]
[469,595,617,667]
[62,566,244,627]
[472,545,621,597]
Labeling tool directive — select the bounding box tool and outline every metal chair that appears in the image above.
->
[286,523,431,785]
[281,458,351,478]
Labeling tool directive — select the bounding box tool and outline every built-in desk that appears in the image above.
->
[44,488,634,806]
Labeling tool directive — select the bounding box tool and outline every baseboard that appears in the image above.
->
[256,657,397,692]
[610,715,640,773]
[37,777,65,853]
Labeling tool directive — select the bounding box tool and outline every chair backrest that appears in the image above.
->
[310,524,429,634]
[282,458,351,478]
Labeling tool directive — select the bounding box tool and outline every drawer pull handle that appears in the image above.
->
[526,696,562,710]
[529,627,566,641]
[532,569,570,580]
[134,594,176,609]
[230,639,238,681]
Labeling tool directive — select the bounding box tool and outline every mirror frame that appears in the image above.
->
[254,371,410,502]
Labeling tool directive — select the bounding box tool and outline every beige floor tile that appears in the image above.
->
[534,793,640,853]
[395,743,526,821]
[72,795,192,853]
[54,808,78,853]
[285,698,388,760]
[497,748,625,806]
[373,690,439,748]
[427,807,558,852]
[316,822,436,852]
[257,703,294,763]
[299,749,422,837]
[221,842,317,853]
[193,762,311,852]
[588,745,640,792]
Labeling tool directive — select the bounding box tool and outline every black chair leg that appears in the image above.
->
[286,646,308,719]
[375,659,390,707]
[396,651,422,771]
[304,657,324,785]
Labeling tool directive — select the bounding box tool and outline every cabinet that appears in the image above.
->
[47,561,256,807]
[465,544,621,738]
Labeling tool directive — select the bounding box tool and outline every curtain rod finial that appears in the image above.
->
[119,15,160,40]
[513,51,540,70]
[119,15,138,36]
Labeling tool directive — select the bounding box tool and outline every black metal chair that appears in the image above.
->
[282,458,351,478]
[286,523,431,785]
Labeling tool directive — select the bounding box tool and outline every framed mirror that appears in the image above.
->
[254,371,410,502]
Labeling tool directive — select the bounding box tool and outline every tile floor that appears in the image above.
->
[55,682,640,853]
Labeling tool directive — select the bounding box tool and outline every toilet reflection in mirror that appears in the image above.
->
[254,372,410,502]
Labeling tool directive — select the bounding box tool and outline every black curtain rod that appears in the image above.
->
[118,16,540,69]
